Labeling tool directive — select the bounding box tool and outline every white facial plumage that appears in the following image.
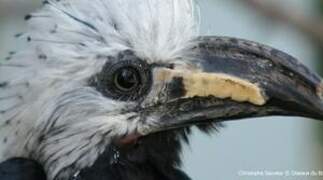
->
[0,0,198,179]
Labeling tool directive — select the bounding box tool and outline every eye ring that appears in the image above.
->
[113,66,140,92]
[90,51,152,101]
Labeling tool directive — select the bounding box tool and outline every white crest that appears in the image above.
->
[0,0,199,179]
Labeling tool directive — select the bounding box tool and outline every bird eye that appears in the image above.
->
[90,51,152,101]
[113,67,140,92]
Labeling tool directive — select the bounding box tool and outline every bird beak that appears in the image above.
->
[139,36,323,134]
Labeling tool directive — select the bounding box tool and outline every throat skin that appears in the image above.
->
[76,128,196,180]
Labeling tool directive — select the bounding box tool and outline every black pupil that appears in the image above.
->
[114,68,139,91]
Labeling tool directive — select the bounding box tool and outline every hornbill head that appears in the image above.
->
[0,0,322,180]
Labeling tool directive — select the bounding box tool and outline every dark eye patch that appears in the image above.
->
[90,50,152,101]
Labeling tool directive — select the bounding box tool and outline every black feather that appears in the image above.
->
[0,158,47,180]
[0,125,220,180]
[77,124,221,180]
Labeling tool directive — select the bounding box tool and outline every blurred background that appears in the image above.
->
[1,0,323,180]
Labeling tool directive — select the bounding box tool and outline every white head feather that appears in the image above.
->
[0,0,198,179]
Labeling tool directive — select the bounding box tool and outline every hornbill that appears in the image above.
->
[0,0,323,180]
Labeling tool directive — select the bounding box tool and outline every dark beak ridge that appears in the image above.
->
[191,36,323,120]
[140,36,323,135]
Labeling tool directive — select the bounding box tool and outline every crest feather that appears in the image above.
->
[0,0,199,179]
